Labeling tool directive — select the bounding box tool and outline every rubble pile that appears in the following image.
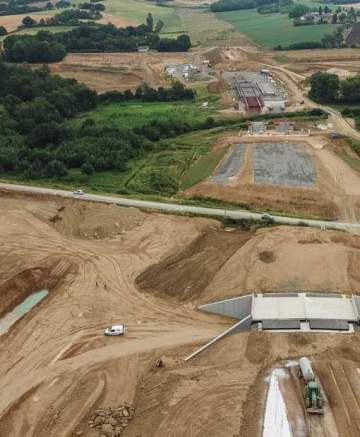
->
[88,405,135,437]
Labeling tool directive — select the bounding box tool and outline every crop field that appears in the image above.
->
[217,9,341,48]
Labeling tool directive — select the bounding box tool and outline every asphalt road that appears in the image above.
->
[1,182,360,232]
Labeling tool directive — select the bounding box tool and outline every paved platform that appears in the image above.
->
[199,292,360,332]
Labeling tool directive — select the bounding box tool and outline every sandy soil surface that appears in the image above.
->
[50,52,190,92]
[185,136,345,220]
[1,192,360,436]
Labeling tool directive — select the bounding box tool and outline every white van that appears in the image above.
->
[104,325,127,336]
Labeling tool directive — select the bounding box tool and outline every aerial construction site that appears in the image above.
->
[2,2,360,436]
[0,189,360,437]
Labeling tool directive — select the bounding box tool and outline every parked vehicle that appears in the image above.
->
[261,214,274,224]
[104,325,127,336]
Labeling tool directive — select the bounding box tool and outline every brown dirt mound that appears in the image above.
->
[136,228,252,302]
[27,199,145,240]
[207,78,230,94]
[203,47,223,66]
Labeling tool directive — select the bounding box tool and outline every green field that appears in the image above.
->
[102,0,180,31]
[217,9,341,48]
[74,91,220,129]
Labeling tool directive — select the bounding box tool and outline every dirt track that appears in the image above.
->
[1,193,360,437]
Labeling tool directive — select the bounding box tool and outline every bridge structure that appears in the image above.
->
[185,292,360,361]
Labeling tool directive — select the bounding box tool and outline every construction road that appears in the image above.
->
[1,182,360,232]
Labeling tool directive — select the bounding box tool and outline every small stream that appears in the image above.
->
[0,289,48,336]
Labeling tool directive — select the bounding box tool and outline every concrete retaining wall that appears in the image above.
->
[198,295,252,320]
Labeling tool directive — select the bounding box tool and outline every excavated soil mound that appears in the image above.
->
[203,47,223,66]
[136,229,252,302]
[27,199,145,240]
[207,78,230,94]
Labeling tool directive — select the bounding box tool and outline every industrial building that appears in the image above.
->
[234,71,287,113]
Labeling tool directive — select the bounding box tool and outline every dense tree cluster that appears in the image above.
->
[3,22,191,63]
[20,8,102,28]
[309,72,360,103]
[79,1,105,11]
[0,0,44,16]
[0,62,201,179]
[99,82,195,104]
[210,0,275,13]
[3,32,67,63]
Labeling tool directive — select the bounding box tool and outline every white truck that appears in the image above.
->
[104,325,128,336]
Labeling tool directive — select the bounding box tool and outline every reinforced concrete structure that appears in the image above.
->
[185,293,360,361]
[199,293,360,331]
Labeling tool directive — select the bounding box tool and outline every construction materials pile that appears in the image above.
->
[88,405,135,436]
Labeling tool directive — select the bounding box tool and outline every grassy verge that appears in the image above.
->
[180,145,229,190]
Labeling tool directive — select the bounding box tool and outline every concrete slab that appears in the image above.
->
[253,143,316,188]
[309,319,349,331]
[252,294,306,320]
[211,144,247,184]
[253,293,357,321]
[262,319,301,330]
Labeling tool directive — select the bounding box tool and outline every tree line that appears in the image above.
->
[0,0,67,16]
[210,0,278,13]
[99,82,195,104]
[2,18,191,63]
[0,62,200,179]
[21,8,103,29]
[309,72,360,103]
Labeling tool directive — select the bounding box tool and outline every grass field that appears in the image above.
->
[217,9,341,48]
[100,0,180,31]
[74,93,220,129]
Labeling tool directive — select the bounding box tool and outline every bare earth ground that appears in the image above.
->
[50,52,190,92]
[1,193,360,436]
[185,135,360,220]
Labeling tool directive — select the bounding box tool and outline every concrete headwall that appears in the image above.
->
[198,295,252,320]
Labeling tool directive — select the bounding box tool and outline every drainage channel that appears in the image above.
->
[0,289,48,336]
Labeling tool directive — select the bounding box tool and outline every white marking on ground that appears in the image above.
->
[263,369,292,437]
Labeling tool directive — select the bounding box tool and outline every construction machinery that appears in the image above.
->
[299,357,324,414]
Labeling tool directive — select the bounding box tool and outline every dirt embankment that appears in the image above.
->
[0,258,76,318]
[27,199,146,240]
[137,225,360,303]
[136,228,252,302]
